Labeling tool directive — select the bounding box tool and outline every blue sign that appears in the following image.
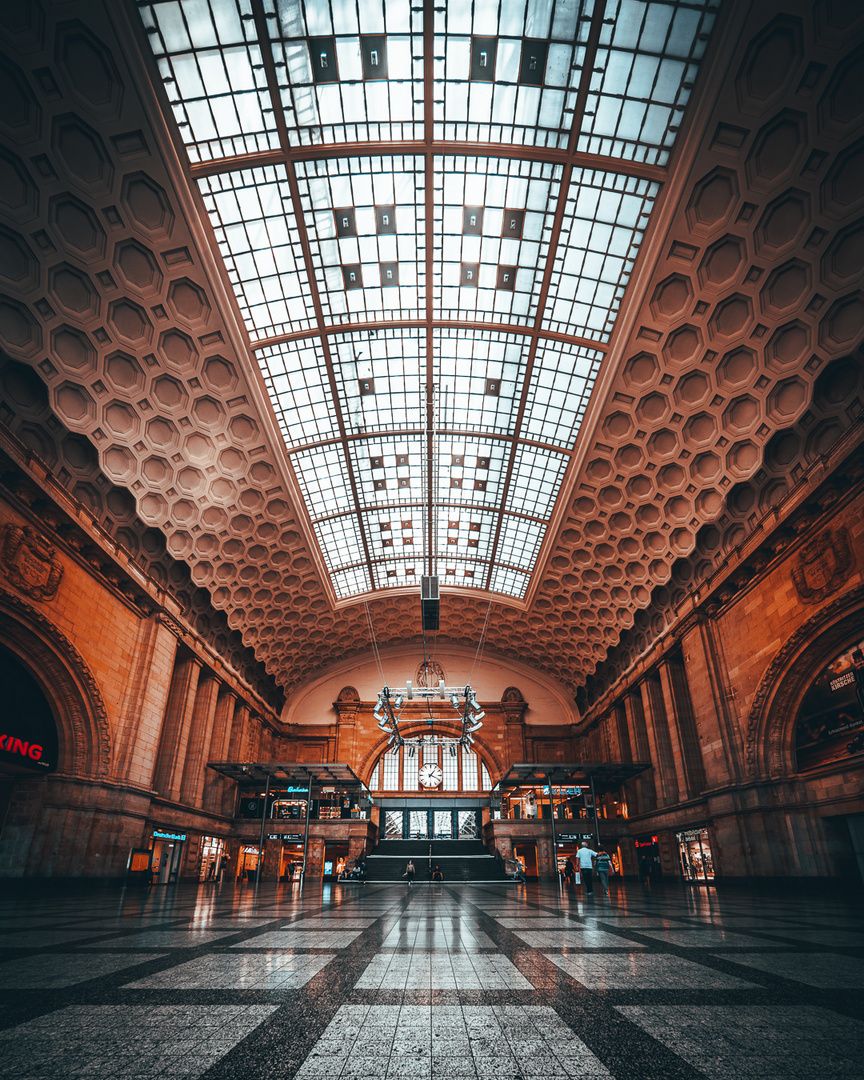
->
[153,830,186,841]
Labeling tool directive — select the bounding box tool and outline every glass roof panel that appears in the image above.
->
[292,443,354,517]
[488,563,530,599]
[435,506,499,569]
[331,564,373,598]
[431,0,595,148]
[522,339,604,447]
[197,165,316,338]
[433,435,509,513]
[579,0,721,165]
[433,156,562,326]
[495,513,547,572]
[136,0,722,605]
[507,444,570,518]
[330,328,425,434]
[434,329,530,436]
[349,434,425,510]
[140,0,278,163]
[313,514,365,570]
[270,0,424,146]
[256,337,337,446]
[543,168,659,339]
[295,157,426,327]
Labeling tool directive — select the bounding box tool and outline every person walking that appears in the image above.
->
[404,859,416,887]
[575,841,598,896]
[594,847,612,895]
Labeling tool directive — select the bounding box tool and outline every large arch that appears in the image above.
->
[357,721,505,791]
[0,588,111,779]
[745,583,864,779]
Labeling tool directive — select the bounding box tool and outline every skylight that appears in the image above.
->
[138,0,720,602]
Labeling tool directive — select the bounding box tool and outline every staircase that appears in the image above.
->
[367,839,511,882]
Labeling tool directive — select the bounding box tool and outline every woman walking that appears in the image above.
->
[404,859,415,887]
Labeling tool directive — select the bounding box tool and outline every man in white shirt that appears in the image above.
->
[575,841,598,895]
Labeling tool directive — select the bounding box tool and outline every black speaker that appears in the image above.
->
[421,575,439,631]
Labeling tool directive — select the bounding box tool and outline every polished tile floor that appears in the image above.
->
[0,878,863,1079]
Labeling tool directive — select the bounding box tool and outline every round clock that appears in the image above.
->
[419,763,443,788]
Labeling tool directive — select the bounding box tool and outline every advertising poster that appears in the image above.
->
[795,639,864,771]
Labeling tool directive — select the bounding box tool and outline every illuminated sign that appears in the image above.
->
[153,830,186,841]
[0,646,60,774]
[268,834,303,840]
[542,786,582,796]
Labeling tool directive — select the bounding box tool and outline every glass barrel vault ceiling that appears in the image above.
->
[138,0,720,601]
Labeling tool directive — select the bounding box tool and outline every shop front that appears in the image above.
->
[266,833,305,881]
[198,836,226,881]
[150,829,186,884]
[677,826,715,883]
[238,844,260,881]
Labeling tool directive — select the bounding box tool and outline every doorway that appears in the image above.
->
[151,838,183,884]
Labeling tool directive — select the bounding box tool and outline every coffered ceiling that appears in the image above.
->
[0,0,862,700]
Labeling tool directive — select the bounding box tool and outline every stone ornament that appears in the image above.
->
[792,527,855,603]
[0,524,64,602]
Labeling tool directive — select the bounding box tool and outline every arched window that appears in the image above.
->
[367,740,493,793]
[794,636,864,771]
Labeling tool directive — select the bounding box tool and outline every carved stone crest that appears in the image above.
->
[1,524,64,602]
[791,527,854,604]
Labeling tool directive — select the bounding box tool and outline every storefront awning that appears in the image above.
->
[492,762,650,792]
[207,761,369,793]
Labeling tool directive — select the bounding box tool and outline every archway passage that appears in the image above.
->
[0,644,59,776]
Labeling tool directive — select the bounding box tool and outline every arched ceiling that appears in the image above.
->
[0,0,862,701]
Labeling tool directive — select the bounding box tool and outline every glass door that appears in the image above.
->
[457,810,478,839]
[409,810,428,838]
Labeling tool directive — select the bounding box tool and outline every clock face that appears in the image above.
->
[419,763,443,788]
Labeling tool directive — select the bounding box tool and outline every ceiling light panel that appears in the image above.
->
[507,444,570,518]
[543,168,659,340]
[579,0,721,166]
[434,329,529,435]
[330,328,425,433]
[432,0,595,148]
[197,165,315,339]
[295,157,426,325]
[140,0,278,163]
[256,337,337,446]
[433,156,562,325]
[521,339,604,447]
[267,0,424,146]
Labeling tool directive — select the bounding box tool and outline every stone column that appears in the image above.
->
[114,614,178,788]
[153,650,202,802]
[501,687,528,764]
[181,671,220,809]
[203,687,236,814]
[657,655,705,801]
[638,675,679,806]
[624,691,656,812]
[227,702,250,760]
[334,687,360,762]
[679,613,744,787]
